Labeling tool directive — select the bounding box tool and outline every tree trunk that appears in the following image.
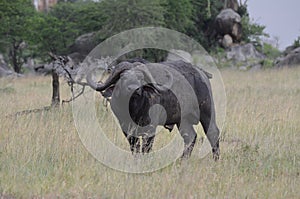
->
[9,44,21,73]
[51,70,60,107]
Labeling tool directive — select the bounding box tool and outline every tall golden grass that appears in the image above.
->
[0,68,299,198]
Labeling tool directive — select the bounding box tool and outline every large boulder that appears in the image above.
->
[276,47,300,67]
[69,32,98,59]
[215,8,242,41]
[222,34,233,48]
[0,67,16,77]
[226,43,265,63]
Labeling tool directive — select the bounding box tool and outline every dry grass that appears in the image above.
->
[0,68,299,198]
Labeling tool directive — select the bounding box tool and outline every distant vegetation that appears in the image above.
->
[0,0,266,72]
[293,36,300,48]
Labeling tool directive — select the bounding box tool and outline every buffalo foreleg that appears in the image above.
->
[128,136,141,153]
[142,135,155,154]
[123,131,141,153]
[177,122,197,158]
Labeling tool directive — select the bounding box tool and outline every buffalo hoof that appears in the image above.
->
[212,147,220,161]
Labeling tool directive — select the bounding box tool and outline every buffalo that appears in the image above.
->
[87,59,220,160]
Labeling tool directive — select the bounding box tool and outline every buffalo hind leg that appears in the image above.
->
[123,131,141,153]
[200,109,220,160]
[142,135,155,154]
[128,136,141,153]
[177,122,197,158]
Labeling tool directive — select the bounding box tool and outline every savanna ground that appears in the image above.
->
[0,67,299,198]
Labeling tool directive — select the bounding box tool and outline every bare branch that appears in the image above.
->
[6,106,51,118]
[62,85,86,105]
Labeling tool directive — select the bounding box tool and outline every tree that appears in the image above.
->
[239,3,266,43]
[163,0,194,33]
[100,0,165,37]
[28,1,106,60]
[190,0,224,49]
[95,0,167,61]
[0,0,36,73]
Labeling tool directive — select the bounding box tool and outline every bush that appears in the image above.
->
[261,59,274,69]
[241,15,266,43]
[293,36,300,48]
[262,43,281,59]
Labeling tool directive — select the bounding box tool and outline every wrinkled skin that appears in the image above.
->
[92,60,220,160]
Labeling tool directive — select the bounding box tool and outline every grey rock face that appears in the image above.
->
[0,54,21,78]
[276,47,300,67]
[226,43,265,62]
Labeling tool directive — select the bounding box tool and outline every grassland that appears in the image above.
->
[0,68,299,198]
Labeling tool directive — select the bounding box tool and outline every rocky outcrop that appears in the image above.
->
[226,43,265,63]
[220,43,266,71]
[215,8,242,42]
[276,47,300,67]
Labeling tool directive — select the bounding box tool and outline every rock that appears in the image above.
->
[283,45,296,56]
[0,65,21,78]
[276,47,300,67]
[226,43,265,62]
[0,54,21,78]
[222,34,233,48]
[69,32,97,59]
[68,52,85,64]
[0,54,9,70]
[215,8,242,41]
[166,49,192,63]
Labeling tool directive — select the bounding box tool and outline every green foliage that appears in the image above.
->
[189,0,224,50]
[293,36,300,48]
[95,0,167,61]
[100,0,165,37]
[50,1,106,35]
[261,59,274,69]
[28,1,106,60]
[163,0,194,33]
[237,5,248,17]
[31,5,75,57]
[241,15,266,43]
[0,0,36,72]
[259,43,280,69]
[262,43,281,59]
